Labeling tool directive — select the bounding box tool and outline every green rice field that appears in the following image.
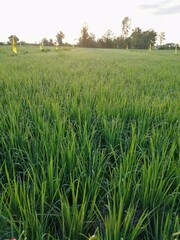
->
[0,46,179,239]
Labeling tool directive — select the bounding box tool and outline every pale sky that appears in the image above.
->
[0,0,180,44]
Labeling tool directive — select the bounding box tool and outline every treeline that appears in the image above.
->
[4,16,178,49]
[78,26,157,49]
[78,16,159,49]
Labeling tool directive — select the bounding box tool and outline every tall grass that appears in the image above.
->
[0,46,179,239]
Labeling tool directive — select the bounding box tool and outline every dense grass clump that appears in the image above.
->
[0,46,179,239]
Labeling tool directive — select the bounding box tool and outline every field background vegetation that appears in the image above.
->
[0,46,179,239]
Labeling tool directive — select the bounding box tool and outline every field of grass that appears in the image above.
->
[0,46,179,240]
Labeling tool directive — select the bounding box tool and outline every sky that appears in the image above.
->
[0,0,180,44]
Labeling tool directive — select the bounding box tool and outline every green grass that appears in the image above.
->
[0,46,179,239]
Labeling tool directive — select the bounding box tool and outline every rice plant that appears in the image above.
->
[0,46,179,239]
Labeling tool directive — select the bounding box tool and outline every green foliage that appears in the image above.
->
[0,46,179,239]
[56,31,65,46]
[78,23,157,49]
[8,35,19,44]
[121,16,131,39]
[130,28,157,49]
[78,25,96,48]
[158,43,179,50]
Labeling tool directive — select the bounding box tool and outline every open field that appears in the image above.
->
[0,46,179,239]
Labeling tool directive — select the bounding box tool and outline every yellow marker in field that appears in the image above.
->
[173,231,180,240]
[12,36,17,54]
[149,43,152,51]
[175,44,178,54]
[126,44,128,50]
[88,234,96,240]
[55,42,58,50]
[88,227,99,240]
[40,42,43,51]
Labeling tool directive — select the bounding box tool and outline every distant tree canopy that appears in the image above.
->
[6,17,166,49]
[77,17,158,49]
[42,38,54,46]
[158,43,179,50]
[130,28,157,49]
[56,31,65,46]
[159,32,166,45]
[79,27,157,49]
[97,30,115,48]
[78,25,96,48]
[121,16,131,39]
[8,35,19,44]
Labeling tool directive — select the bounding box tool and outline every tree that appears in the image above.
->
[143,29,157,48]
[121,16,131,39]
[49,38,54,46]
[88,33,96,48]
[8,35,19,44]
[99,30,115,48]
[56,31,65,46]
[130,27,143,48]
[42,38,49,46]
[78,25,96,48]
[159,32,166,45]
[79,25,89,47]
[130,28,157,49]
[115,36,125,48]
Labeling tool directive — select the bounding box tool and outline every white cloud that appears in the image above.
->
[138,0,180,15]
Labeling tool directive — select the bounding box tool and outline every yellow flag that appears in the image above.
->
[40,42,43,50]
[175,44,178,54]
[149,43,152,51]
[12,36,17,54]
[54,42,58,50]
